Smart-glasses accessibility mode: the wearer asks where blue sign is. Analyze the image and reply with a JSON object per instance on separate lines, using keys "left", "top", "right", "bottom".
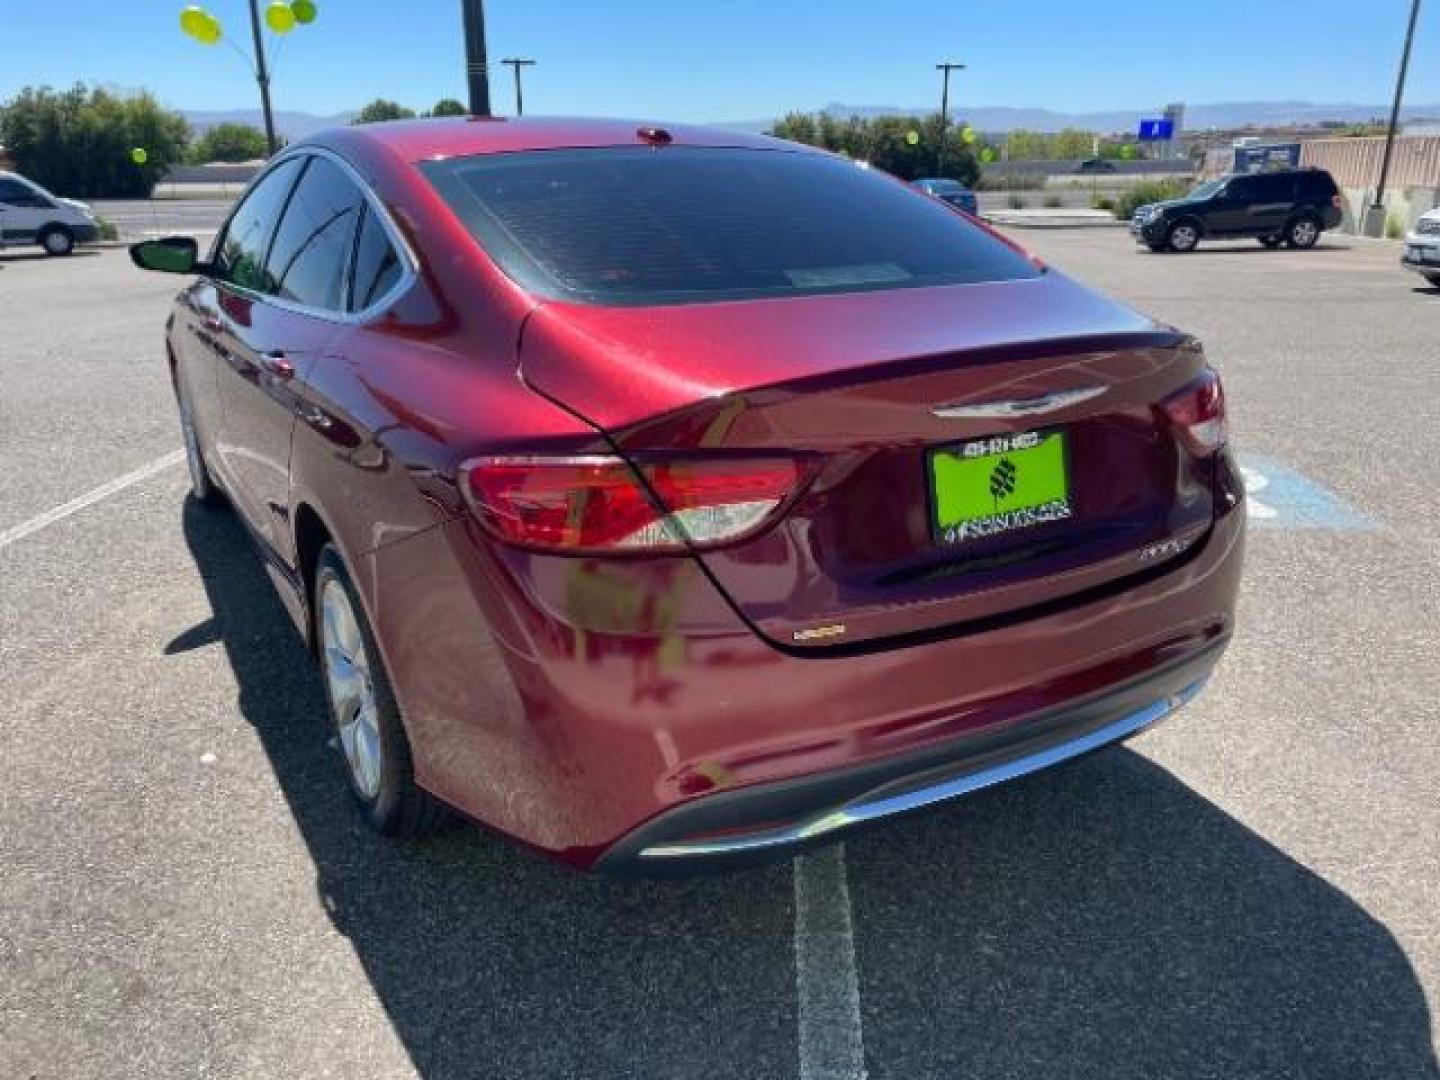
{"left": 1138, "top": 118, "right": 1174, "bottom": 141}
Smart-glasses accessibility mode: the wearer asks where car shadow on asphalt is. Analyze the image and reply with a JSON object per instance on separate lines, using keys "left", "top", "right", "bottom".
{"left": 181, "top": 500, "right": 1438, "bottom": 1080}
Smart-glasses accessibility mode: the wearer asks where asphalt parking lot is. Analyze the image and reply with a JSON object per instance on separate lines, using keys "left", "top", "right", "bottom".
{"left": 2, "top": 231, "right": 1438, "bottom": 1079}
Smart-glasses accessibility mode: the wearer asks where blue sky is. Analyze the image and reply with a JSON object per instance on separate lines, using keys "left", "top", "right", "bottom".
{"left": 2, "top": 0, "right": 1435, "bottom": 121}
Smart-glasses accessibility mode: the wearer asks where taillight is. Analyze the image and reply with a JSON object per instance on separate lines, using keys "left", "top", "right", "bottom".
{"left": 1332, "top": 194, "right": 1344, "bottom": 210}
{"left": 1161, "top": 367, "right": 1227, "bottom": 455}
{"left": 460, "top": 455, "right": 808, "bottom": 554}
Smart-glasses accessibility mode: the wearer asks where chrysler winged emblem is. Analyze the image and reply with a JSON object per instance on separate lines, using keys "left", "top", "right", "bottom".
{"left": 932, "top": 386, "right": 1106, "bottom": 420}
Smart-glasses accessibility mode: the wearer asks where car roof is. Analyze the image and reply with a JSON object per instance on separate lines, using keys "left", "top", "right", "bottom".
{"left": 305, "top": 116, "right": 805, "bottom": 164}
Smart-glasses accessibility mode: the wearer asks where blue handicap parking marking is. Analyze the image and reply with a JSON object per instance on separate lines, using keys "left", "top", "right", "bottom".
{"left": 1238, "top": 455, "right": 1378, "bottom": 531}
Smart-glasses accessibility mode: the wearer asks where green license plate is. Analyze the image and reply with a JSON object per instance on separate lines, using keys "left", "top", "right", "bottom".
{"left": 929, "top": 430, "right": 1073, "bottom": 545}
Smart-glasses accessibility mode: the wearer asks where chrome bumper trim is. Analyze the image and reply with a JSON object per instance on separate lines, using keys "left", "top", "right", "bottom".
{"left": 638, "top": 678, "right": 1207, "bottom": 860}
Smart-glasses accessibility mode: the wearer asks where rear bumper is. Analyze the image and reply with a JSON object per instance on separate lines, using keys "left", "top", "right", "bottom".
{"left": 597, "top": 637, "right": 1223, "bottom": 873}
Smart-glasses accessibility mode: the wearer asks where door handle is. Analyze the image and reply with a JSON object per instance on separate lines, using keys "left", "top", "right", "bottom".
{"left": 259, "top": 351, "right": 295, "bottom": 380}
{"left": 202, "top": 315, "right": 224, "bottom": 333}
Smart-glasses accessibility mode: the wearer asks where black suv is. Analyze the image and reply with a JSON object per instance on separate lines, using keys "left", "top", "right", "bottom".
{"left": 1131, "top": 168, "right": 1344, "bottom": 253}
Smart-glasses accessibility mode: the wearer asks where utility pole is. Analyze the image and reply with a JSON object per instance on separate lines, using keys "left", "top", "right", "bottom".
{"left": 461, "top": 0, "right": 492, "bottom": 117}
{"left": 502, "top": 58, "right": 537, "bottom": 116}
{"left": 1374, "top": 0, "right": 1422, "bottom": 219}
{"left": 246, "top": 0, "right": 278, "bottom": 153}
{"left": 935, "top": 61, "right": 966, "bottom": 176}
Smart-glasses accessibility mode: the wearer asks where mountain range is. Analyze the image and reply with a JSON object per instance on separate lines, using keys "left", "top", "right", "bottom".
{"left": 183, "top": 100, "right": 1440, "bottom": 140}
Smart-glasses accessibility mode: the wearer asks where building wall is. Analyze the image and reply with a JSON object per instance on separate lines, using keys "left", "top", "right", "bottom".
{"left": 1300, "top": 136, "right": 1440, "bottom": 190}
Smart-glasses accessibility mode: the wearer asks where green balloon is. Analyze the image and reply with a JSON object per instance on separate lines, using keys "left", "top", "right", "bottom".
{"left": 961, "top": 125, "right": 977, "bottom": 145}
{"left": 291, "top": 0, "right": 318, "bottom": 24}
{"left": 905, "top": 130, "right": 920, "bottom": 146}
{"left": 130, "top": 147, "right": 148, "bottom": 165}
{"left": 180, "top": 6, "right": 221, "bottom": 45}
{"left": 980, "top": 147, "right": 995, "bottom": 163}
{"left": 265, "top": 0, "right": 296, "bottom": 33}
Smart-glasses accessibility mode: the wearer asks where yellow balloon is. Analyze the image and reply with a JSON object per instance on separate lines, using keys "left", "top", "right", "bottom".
{"left": 905, "top": 130, "right": 920, "bottom": 146}
{"left": 291, "top": 0, "right": 318, "bottom": 24}
{"left": 961, "top": 125, "right": 977, "bottom": 144}
{"left": 265, "top": 1, "right": 296, "bottom": 33}
{"left": 130, "top": 147, "right": 148, "bottom": 165}
{"left": 180, "top": 6, "right": 220, "bottom": 44}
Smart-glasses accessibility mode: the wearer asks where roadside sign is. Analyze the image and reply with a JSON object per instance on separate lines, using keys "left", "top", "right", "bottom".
{"left": 1137, "top": 119, "right": 1174, "bottom": 141}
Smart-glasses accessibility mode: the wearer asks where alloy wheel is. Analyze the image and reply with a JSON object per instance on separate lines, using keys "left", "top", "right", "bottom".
{"left": 321, "top": 578, "right": 383, "bottom": 799}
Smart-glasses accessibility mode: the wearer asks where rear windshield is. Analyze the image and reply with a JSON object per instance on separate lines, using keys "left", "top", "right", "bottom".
{"left": 421, "top": 146, "right": 1040, "bottom": 306}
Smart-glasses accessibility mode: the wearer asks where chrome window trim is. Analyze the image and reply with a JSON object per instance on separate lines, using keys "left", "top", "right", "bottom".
{"left": 209, "top": 145, "right": 419, "bottom": 326}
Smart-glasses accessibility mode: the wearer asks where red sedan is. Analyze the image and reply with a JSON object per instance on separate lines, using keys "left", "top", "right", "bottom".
{"left": 131, "top": 118, "right": 1243, "bottom": 872}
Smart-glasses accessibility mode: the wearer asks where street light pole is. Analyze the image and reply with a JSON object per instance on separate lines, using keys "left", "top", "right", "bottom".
{"left": 245, "top": 0, "right": 278, "bottom": 153}
{"left": 1374, "top": 0, "right": 1422, "bottom": 214}
{"left": 501, "top": 58, "right": 537, "bottom": 116}
{"left": 461, "top": 0, "right": 492, "bottom": 117}
{"left": 936, "top": 61, "right": 966, "bottom": 176}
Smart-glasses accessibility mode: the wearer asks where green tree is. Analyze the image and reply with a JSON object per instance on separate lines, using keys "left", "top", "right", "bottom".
{"left": 763, "top": 110, "right": 978, "bottom": 185}
{"left": 1003, "top": 129, "right": 1049, "bottom": 160}
{"left": 354, "top": 99, "right": 416, "bottom": 124}
{"left": 0, "top": 83, "right": 189, "bottom": 197}
{"left": 189, "top": 122, "right": 270, "bottom": 163}
{"left": 427, "top": 98, "right": 467, "bottom": 117}
{"left": 1049, "top": 127, "right": 1097, "bottom": 160}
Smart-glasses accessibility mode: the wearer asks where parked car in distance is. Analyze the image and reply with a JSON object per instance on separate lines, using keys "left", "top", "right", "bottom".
{"left": 130, "top": 118, "right": 1243, "bottom": 874}
{"left": 913, "top": 176, "right": 978, "bottom": 215}
{"left": 1401, "top": 208, "right": 1440, "bottom": 288}
{"left": 1076, "top": 158, "right": 1117, "bottom": 174}
{"left": 0, "top": 171, "right": 100, "bottom": 255}
{"left": 1131, "top": 168, "right": 1344, "bottom": 253}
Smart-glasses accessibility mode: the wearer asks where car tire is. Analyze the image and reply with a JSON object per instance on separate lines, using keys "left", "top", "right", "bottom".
{"left": 1424, "top": 272, "right": 1440, "bottom": 288}
{"left": 39, "top": 225, "right": 75, "bottom": 256}
{"left": 1146, "top": 242, "right": 1167, "bottom": 253}
{"left": 1165, "top": 220, "right": 1200, "bottom": 253}
{"left": 1285, "top": 215, "right": 1321, "bottom": 250}
{"left": 1259, "top": 236, "right": 1282, "bottom": 248}
{"left": 315, "top": 544, "right": 449, "bottom": 837}
{"left": 176, "top": 374, "right": 224, "bottom": 507}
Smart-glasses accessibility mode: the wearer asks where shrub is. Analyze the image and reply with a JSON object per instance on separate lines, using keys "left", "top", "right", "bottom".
{"left": 1091, "top": 194, "right": 1118, "bottom": 212}
{"left": 0, "top": 83, "right": 189, "bottom": 198}
{"left": 1044, "top": 194, "right": 1063, "bottom": 208}
{"left": 1007, "top": 193, "right": 1026, "bottom": 210}
{"left": 1385, "top": 213, "right": 1405, "bottom": 240}
{"left": 190, "top": 122, "right": 269, "bottom": 164}
{"left": 95, "top": 216, "right": 118, "bottom": 241}
{"left": 1114, "top": 179, "right": 1191, "bottom": 221}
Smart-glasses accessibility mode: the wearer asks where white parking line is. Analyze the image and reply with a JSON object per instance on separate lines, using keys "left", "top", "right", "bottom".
{"left": 794, "top": 843, "right": 867, "bottom": 1080}
{"left": 0, "top": 450, "right": 185, "bottom": 551}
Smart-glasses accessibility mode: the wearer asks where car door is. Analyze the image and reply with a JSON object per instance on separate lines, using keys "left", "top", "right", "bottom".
{"left": 186, "top": 156, "right": 305, "bottom": 528}
{"left": 209, "top": 153, "right": 365, "bottom": 562}
{"left": 1241, "top": 172, "right": 1294, "bottom": 237}
{"left": 1202, "top": 177, "right": 1252, "bottom": 236}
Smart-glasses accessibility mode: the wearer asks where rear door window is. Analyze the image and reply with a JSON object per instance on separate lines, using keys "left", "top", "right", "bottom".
{"left": 213, "top": 156, "right": 305, "bottom": 293}
{"left": 264, "top": 156, "right": 365, "bottom": 311}
{"left": 347, "top": 205, "right": 405, "bottom": 312}
{"left": 422, "top": 146, "right": 1040, "bottom": 306}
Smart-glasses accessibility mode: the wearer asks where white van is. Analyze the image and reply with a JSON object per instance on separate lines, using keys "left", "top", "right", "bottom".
{"left": 0, "top": 171, "right": 100, "bottom": 255}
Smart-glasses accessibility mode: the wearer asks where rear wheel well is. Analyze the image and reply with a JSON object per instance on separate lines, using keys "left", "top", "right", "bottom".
{"left": 293, "top": 504, "right": 333, "bottom": 654}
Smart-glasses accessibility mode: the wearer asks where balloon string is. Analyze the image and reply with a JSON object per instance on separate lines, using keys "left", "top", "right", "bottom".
{"left": 221, "top": 33, "right": 257, "bottom": 78}
{"left": 269, "top": 32, "right": 287, "bottom": 79}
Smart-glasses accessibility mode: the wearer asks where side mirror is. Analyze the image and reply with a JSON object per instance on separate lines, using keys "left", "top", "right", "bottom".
{"left": 129, "top": 236, "right": 207, "bottom": 275}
